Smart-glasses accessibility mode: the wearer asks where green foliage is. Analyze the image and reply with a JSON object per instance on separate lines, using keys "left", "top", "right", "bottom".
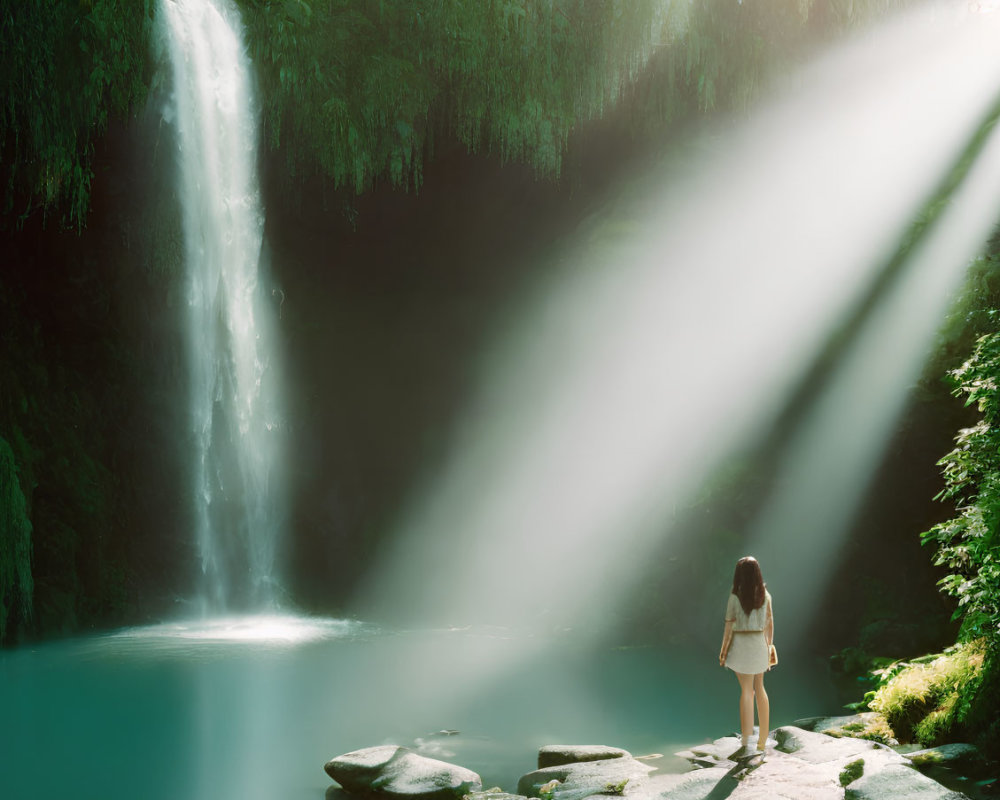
{"left": 0, "top": 0, "right": 152, "bottom": 229}
{"left": 919, "top": 236, "right": 1000, "bottom": 756}
{"left": 0, "top": 437, "right": 33, "bottom": 642}
{"left": 863, "top": 640, "right": 987, "bottom": 746}
{"left": 602, "top": 780, "right": 629, "bottom": 796}
{"left": 932, "top": 253, "right": 1000, "bottom": 369}
{"left": 239, "top": 0, "right": 918, "bottom": 196}
{"left": 2, "top": 0, "right": 922, "bottom": 224}
{"left": 923, "top": 329, "right": 1000, "bottom": 646}
{"left": 240, "top": 0, "right": 668, "bottom": 192}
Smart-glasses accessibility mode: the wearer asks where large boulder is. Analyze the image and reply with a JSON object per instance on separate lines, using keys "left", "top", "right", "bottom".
{"left": 324, "top": 745, "right": 482, "bottom": 800}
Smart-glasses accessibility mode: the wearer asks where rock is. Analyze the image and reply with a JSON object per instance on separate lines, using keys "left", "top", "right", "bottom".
{"left": 904, "top": 744, "right": 984, "bottom": 770}
{"left": 328, "top": 731, "right": 977, "bottom": 800}
{"left": 728, "top": 756, "right": 847, "bottom": 800}
{"left": 674, "top": 735, "right": 744, "bottom": 765}
{"left": 844, "top": 764, "right": 970, "bottom": 800}
{"left": 793, "top": 713, "right": 868, "bottom": 732}
{"left": 465, "top": 789, "right": 528, "bottom": 800}
{"left": 326, "top": 745, "right": 405, "bottom": 789}
{"left": 670, "top": 728, "right": 958, "bottom": 800}
{"left": 517, "top": 748, "right": 654, "bottom": 800}
{"left": 792, "top": 712, "right": 898, "bottom": 746}
{"left": 774, "top": 725, "right": 903, "bottom": 766}
{"left": 324, "top": 745, "right": 482, "bottom": 800}
{"left": 537, "top": 746, "right": 630, "bottom": 769}
{"left": 634, "top": 767, "right": 735, "bottom": 800}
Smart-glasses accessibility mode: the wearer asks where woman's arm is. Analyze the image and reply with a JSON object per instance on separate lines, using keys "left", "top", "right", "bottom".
{"left": 719, "top": 618, "right": 734, "bottom": 666}
{"left": 765, "top": 596, "right": 774, "bottom": 647}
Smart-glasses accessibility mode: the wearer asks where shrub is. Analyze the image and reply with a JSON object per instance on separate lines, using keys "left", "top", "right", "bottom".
{"left": 867, "top": 640, "right": 987, "bottom": 746}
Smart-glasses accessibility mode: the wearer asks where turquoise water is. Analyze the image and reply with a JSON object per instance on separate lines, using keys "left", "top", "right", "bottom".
{"left": 1, "top": 617, "right": 839, "bottom": 800}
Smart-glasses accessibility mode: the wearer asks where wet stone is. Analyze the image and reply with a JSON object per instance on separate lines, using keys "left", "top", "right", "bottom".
{"left": 325, "top": 745, "right": 482, "bottom": 800}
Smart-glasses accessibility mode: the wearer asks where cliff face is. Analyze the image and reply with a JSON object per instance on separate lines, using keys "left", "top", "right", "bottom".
{"left": 0, "top": 123, "right": 191, "bottom": 643}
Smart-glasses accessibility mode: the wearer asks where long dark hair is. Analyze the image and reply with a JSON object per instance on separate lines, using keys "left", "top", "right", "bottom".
{"left": 732, "top": 556, "right": 766, "bottom": 615}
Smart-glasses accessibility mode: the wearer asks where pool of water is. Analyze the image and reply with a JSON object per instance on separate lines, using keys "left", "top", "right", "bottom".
{"left": 0, "top": 616, "right": 842, "bottom": 800}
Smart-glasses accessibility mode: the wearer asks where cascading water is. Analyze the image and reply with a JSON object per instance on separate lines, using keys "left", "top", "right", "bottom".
{"left": 159, "top": 0, "right": 285, "bottom": 613}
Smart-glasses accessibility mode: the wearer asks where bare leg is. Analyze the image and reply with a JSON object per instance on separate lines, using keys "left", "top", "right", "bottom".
{"left": 735, "top": 672, "right": 755, "bottom": 745}
{"left": 753, "top": 672, "right": 769, "bottom": 750}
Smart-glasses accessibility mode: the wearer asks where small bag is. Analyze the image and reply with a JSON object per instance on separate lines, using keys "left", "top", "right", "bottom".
{"left": 768, "top": 644, "right": 778, "bottom": 667}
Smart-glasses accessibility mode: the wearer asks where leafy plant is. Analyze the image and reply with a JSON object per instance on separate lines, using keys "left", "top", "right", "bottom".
{"left": 923, "top": 331, "right": 1000, "bottom": 647}
{"left": 864, "top": 640, "right": 987, "bottom": 746}
{"left": 0, "top": 0, "right": 153, "bottom": 229}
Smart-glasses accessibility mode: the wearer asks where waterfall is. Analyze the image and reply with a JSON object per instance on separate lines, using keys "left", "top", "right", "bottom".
{"left": 160, "top": 0, "right": 285, "bottom": 613}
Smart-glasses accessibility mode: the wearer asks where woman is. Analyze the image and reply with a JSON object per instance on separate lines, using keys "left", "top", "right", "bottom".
{"left": 718, "top": 556, "right": 774, "bottom": 755}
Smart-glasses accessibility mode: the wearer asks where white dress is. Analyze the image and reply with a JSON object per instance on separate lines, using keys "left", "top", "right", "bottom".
{"left": 724, "top": 591, "right": 771, "bottom": 674}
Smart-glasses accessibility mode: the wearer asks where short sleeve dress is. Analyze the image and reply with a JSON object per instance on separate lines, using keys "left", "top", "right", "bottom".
{"left": 724, "top": 590, "right": 771, "bottom": 675}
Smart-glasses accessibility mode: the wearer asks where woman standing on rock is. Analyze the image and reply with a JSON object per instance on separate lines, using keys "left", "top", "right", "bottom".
{"left": 718, "top": 556, "right": 775, "bottom": 755}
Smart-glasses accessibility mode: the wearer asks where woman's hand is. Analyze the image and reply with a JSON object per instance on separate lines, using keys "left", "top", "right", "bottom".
{"left": 720, "top": 619, "right": 734, "bottom": 667}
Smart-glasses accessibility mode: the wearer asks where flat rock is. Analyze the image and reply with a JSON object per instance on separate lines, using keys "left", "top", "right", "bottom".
{"left": 774, "top": 726, "right": 902, "bottom": 766}
{"left": 466, "top": 790, "right": 528, "bottom": 800}
{"left": 669, "top": 728, "right": 961, "bottom": 800}
{"left": 793, "top": 713, "right": 880, "bottom": 734}
{"left": 904, "top": 743, "right": 983, "bottom": 769}
{"left": 518, "top": 751, "right": 654, "bottom": 800}
{"left": 793, "top": 713, "right": 867, "bottom": 732}
{"left": 538, "top": 746, "right": 630, "bottom": 769}
{"left": 844, "top": 764, "right": 970, "bottom": 800}
{"left": 628, "top": 767, "right": 735, "bottom": 800}
{"left": 325, "top": 745, "right": 482, "bottom": 800}
{"left": 728, "top": 755, "right": 846, "bottom": 800}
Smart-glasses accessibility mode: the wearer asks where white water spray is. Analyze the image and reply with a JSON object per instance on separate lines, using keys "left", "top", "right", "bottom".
{"left": 160, "top": 0, "right": 285, "bottom": 612}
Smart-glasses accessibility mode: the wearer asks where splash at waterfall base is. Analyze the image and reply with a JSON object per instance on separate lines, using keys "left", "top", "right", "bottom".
{"left": 323, "top": 727, "right": 988, "bottom": 800}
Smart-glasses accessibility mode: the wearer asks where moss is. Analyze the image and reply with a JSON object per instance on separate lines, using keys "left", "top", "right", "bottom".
{"left": 853, "top": 716, "right": 896, "bottom": 746}
{"left": 818, "top": 713, "right": 896, "bottom": 746}
{"left": 839, "top": 759, "right": 865, "bottom": 787}
{"left": 868, "top": 640, "right": 987, "bottom": 746}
